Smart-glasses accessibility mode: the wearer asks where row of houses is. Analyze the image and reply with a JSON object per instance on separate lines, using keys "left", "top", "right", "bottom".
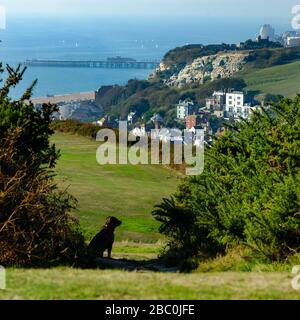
{"left": 130, "top": 124, "right": 205, "bottom": 146}
{"left": 177, "top": 90, "right": 262, "bottom": 123}
{"left": 177, "top": 100, "right": 212, "bottom": 138}
{"left": 96, "top": 89, "right": 263, "bottom": 145}
{"left": 207, "top": 90, "right": 262, "bottom": 120}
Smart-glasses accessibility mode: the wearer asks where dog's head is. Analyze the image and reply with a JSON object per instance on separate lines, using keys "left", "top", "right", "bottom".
{"left": 105, "top": 216, "right": 122, "bottom": 229}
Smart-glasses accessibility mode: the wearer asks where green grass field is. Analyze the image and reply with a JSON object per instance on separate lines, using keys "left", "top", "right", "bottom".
{"left": 1, "top": 269, "right": 298, "bottom": 300}
{"left": 1, "top": 133, "right": 299, "bottom": 300}
{"left": 243, "top": 61, "right": 300, "bottom": 98}
{"left": 52, "top": 132, "right": 181, "bottom": 243}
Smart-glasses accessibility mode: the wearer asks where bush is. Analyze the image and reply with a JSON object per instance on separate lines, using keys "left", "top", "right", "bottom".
{"left": 0, "top": 64, "right": 85, "bottom": 267}
{"left": 51, "top": 119, "right": 102, "bottom": 139}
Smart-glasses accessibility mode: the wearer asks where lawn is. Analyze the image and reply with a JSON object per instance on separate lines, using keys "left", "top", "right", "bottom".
{"left": 1, "top": 269, "right": 298, "bottom": 300}
{"left": 243, "top": 60, "right": 300, "bottom": 98}
{"left": 52, "top": 132, "right": 181, "bottom": 243}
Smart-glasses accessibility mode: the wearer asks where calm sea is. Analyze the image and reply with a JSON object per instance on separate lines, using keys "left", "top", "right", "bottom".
{"left": 0, "top": 15, "right": 288, "bottom": 98}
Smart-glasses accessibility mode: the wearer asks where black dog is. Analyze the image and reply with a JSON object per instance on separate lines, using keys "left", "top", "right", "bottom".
{"left": 88, "top": 216, "right": 122, "bottom": 258}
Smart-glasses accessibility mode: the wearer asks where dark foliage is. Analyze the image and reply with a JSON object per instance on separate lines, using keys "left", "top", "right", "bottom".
{"left": 238, "top": 38, "right": 282, "bottom": 50}
{"left": 51, "top": 119, "right": 106, "bottom": 139}
{"left": 0, "top": 64, "right": 86, "bottom": 267}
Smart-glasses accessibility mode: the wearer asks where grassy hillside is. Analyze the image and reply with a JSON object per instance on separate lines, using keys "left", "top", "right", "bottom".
{"left": 52, "top": 132, "right": 181, "bottom": 243}
{"left": 243, "top": 60, "right": 300, "bottom": 98}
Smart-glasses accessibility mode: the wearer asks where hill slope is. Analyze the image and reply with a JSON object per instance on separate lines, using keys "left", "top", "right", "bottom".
{"left": 52, "top": 133, "right": 180, "bottom": 243}
{"left": 243, "top": 60, "right": 300, "bottom": 98}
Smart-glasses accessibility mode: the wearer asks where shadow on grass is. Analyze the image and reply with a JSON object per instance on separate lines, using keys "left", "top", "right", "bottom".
{"left": 93, "top": 257, "right": 180, "bottom": 273}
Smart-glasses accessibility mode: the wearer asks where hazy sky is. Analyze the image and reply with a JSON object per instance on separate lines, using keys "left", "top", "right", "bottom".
{"left": 0, "top": 0, "right": 298, "bottom": 18}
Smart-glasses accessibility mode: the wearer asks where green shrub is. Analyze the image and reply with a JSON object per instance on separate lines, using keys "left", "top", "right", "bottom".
{"left": 51, "top": 119, "right": 102, "bottom": 139}
{"left": 0, "top": 64, "right": 85, "bottom": 267}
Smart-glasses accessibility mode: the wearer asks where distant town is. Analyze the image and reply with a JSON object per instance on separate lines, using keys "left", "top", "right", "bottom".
{"left": 32, "top": 87, "right": 268, "bottom": 146}
{"left": 31, "top": 23, "right": 298, "bottom": 145}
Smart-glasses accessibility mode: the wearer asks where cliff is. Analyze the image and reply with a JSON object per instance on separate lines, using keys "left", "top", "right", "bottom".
{"left": 151, "top": 41, "right": 300, "bottom": 89}
{"left": 165, "top": 51, "right": 250, "bottom": 88}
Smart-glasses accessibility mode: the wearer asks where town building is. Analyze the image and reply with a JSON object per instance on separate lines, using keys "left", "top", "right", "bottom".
{"left": 224, "top": 91, "right": 262, "bottom": 120}
{"left": 176, "top": 99, "right": 194, "bottom": 120}
{"left": 286, "top": 36, "right": 300, "bottom": 47}
{"left": 187, "top": 122, "right": 211, "bottom": 145}
{"left": 225, "top": 91, "right": 244, "bottom": 110}
{"left": 130, "top": 121, "right": 160, "bottom": 138}
{"left": 277, "top": 30, "right": 300, "bottom": 47}
{"left": 258, "top": 24, "right": 275, "bottom": 41}
{"left": 205, "top": 91, "right": 226, "bottom": 111}
{"left": 226, "top": 104, "right": 261, "bottom": 120}
{"left": 127, "top": 111, "right": 137, "bottom": 125}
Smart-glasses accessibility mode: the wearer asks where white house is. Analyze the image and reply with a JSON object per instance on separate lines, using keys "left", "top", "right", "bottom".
{"left": 177, "top": 99, "right": 194, "bottom": 120}
{"left": 225, "top": 91, "right": 244, "bottom": 112}
{"left": 225, "top": 91, "right": 263, "bottom": 120}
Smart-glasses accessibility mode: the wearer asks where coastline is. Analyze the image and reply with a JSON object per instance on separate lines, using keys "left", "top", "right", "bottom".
{"left": 31, "top": 91, "right": 96, "bottom": 105}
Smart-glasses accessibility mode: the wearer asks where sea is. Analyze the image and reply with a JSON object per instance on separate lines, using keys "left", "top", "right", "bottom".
{"left": 0, "top": 15, "right": 289, "bottom": 99}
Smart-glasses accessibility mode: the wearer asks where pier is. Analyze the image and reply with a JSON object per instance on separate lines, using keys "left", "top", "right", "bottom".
{"left": 24, "top": 58, "right": 159, "bottom": 70}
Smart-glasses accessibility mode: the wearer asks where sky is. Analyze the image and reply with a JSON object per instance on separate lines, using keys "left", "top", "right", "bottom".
{"left": 0, "top": 0, "right": 298, "bottom": 19}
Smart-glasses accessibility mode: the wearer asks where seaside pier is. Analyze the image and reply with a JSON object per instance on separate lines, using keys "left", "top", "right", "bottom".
{"left": 24, "top": 57, "right": 159, "bottom": 70}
